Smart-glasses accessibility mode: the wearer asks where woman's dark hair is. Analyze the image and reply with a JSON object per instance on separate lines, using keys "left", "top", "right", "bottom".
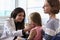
{"left": 47, "top": 0, "right": 60, "bottom": 14}
{"left": 10, "top": 7, "right": 25, "bottom": 29}
{"left": 10, "top": 7, "right": 25, "bottom": 19}
{"left": 30, "top": 12, "right": 42, "bottom": 26}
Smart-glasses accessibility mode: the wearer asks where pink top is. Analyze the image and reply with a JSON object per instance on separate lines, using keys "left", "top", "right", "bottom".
{"left": 30, "top": 26, "right": 42, "bottom": 40}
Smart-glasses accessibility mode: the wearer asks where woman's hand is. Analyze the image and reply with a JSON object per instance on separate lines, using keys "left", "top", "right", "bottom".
{"left": 24, "top": 23, "right": 35, "bottom": 32}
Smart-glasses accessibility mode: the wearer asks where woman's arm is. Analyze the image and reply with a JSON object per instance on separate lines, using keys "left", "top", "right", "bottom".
{"left": 0, "top": 18, "right": 24, "bottom": 40}
{"left": 0, "top": 18, "right": 35, "bottom": 39}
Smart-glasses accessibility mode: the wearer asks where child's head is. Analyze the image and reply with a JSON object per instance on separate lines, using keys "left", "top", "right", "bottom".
{"left": 29, "top": 12, "right": 42, "bottom": 26}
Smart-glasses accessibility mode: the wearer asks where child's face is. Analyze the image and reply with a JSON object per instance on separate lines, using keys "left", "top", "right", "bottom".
{"left": 29, "top": 19, "right": 35, "bottom": 28}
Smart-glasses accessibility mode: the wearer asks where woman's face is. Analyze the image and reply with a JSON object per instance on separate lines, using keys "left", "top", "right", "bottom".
{"left": 15, "top": 12, "right": 24, "bottom": 22}
{"left": 43, "top": 0, "right": 51, "bottom": 14}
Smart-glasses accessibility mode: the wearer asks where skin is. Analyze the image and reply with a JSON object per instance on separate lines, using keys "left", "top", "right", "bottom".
{"left": 43, "top": 0, "right": 56, "bottom": 19}
{"left": 14, "top": 12, "right": 24, "bottom": 22}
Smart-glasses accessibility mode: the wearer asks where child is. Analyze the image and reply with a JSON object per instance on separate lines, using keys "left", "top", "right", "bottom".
{"left": 27, "top": 12, "right": 42, "bottom": 40}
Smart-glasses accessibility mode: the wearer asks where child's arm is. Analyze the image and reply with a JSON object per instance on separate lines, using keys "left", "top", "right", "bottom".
{"left": 28, "top": 29, "right": 36, "bottom": 40}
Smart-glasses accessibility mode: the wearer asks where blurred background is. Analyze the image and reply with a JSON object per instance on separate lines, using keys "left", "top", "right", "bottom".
{"left": 0, "top": 0, "right": 60, "bottom": 37}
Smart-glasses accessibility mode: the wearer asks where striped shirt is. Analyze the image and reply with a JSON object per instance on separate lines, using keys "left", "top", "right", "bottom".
{"left": 43, "top": 18, "right": 60, "bottom": 40}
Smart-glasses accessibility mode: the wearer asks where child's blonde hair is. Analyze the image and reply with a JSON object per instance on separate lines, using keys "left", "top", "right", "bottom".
{"left": 30, "top": 12, "right": 42, "bottom": 26}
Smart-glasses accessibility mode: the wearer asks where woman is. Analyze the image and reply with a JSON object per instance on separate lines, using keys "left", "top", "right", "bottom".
{"left": 43, "top": 0, "right": 60, "bottom": 40}
{"left": 0, "top": 7, "right": 29, "bottom": 40}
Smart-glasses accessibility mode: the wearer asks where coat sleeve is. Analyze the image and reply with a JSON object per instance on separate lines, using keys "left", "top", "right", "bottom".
{"left": 0, "top": 20, "right": 12, "bottom": 39}
{"left": 0, "top": 18, "right": 23, "bottom": 40}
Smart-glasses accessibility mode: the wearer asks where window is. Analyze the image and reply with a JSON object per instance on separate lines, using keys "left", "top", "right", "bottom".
{"left": 0, "top": 0, "right": 15, "bottom": 25}
{"left": 0, "top": 0, "right": 15, "bottom": 17}
{"left": 18, "top": 0, "right": 48, "bottom": 24}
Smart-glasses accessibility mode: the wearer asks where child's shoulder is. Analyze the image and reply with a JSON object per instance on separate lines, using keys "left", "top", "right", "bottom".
{"left": 31, "top": 26, "right": 42, "bottom": 31}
